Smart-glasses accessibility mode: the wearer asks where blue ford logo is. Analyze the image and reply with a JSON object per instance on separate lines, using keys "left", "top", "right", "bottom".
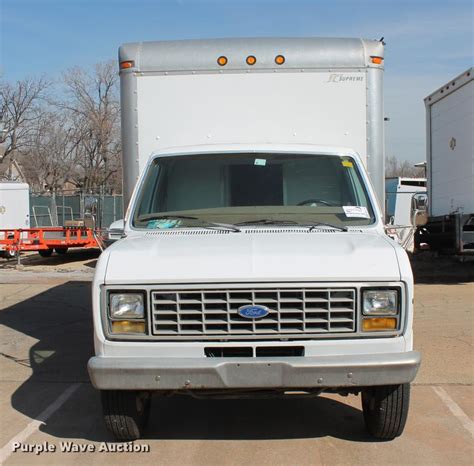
{"left": 238, "top": 305, "right": 269, "bottom": 319}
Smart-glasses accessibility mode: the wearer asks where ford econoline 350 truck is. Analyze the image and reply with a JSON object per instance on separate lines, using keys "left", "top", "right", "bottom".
{"left": 88, "top": 38, "right": 421, "bottom": 441}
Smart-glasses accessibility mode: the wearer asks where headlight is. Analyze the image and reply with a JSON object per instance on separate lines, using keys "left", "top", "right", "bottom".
{"left": 109, "top": 293, "right": 145, "bottom": 319}
{"left": 362, "top": 289, "right": 398, "bottom": 316}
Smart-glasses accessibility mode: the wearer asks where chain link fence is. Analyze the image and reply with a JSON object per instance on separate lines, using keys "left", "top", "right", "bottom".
{"left": 30, "top": 191, "right": 123, "bottom": 229}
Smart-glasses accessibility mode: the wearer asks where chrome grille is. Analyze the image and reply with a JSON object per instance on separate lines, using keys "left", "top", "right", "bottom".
{"left": 150, "top": 287, "right": 356, "bottom": 339}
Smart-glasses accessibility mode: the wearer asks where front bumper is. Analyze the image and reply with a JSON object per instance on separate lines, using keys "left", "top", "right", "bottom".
{"left": 88, "top": 351, "right": 421, "bottom": 390}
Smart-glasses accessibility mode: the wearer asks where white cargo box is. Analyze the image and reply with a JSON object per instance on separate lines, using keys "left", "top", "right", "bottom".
{"left": 0, "top": 182, "right": 30, "bottom": 230}
{"left": 119, "top": 38, "right": 385, "bottom": 209}
{"left": 425, "top": 69, "right": 473, "bottom": 217}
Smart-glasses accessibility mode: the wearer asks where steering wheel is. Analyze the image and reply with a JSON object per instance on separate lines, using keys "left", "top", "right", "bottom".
{"left": 297, "top": 198, "right": 334, "bottom": 206}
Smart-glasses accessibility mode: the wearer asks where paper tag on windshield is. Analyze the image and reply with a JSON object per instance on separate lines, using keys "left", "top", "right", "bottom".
{"left": 254, "top": 158, "right": 267, "bottom": 166}
{"left": 343, "top": 206, "right": 370, "bottom": 218}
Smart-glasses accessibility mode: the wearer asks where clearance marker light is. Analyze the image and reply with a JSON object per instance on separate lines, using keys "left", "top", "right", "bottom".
{"left": 275, "top": 55, "right": 285, "bottom": 65}
{"left": 217, "top": 56, "right": 228, "bottom": 66}
{"left": 371, "top": 56, "right": 383, "bottom": 65}
{"left": 120, "top": 60, "right": 134, "bottom": 69}
{"left": 246, "top": 55, "right": 257, "bottom": 65}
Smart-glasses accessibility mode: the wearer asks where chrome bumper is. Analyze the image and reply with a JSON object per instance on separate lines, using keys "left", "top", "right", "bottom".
{"left": 88, "top": 351, "right": 421, "bottom": 390}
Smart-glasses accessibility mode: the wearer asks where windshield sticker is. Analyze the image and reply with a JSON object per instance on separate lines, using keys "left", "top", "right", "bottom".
{"left": 254, "top": 158, "right": 267, "bottom": 167}
{"left": 147, "top": 219, "right": 182, "bottom": 229}
{"left": 343, "top": 206, "right": 370, "bottom": 218}
{"left": 342, "top": 160, "right": 353, "bottom": 168}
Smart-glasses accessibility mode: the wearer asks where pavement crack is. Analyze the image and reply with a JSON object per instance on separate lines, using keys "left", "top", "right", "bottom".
{"left": 0, "top": 352, "right": 32, "bottom": 368}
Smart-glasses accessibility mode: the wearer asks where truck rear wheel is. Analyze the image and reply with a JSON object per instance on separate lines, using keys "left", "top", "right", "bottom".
{"left": 362, "top": 383, "right": 410, "bottom": 440}
{"left": 101, "top": 390, "right": 151, "bottom": 441}
{"left": 54, "top": 247, "right": 68, "bottom": 254}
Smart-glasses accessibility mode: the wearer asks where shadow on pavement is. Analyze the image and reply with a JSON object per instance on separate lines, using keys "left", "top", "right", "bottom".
{"left": 2, "top": 281, "right": 375, "bottom": 443}
{"left": 411, "top": 254, "right": 474, "bottom": 284}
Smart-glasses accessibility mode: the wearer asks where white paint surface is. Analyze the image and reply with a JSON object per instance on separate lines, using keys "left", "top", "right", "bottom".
{"left": 0, "top": 383, "right": 81, "bottom": 463}
{"left": 432, "top": 386, "right": 474, "bottom": 436}
{"left": 0, "top": 182, "right": 30, "bottom": 229}
{"left": 136, "top": 71, "right": 368, "bottom": 175}
{"left": 429, "top": 79, "right": 474, "bottom": 216}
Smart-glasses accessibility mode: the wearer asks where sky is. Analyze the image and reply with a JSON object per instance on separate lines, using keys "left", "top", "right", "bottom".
{"left": 1, "top": 0, "right": 473, "bottom": 164}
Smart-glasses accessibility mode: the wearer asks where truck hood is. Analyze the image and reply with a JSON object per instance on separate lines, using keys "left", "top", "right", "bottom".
{"left": 103, "top": 230, "right": 401, "bottom": 284}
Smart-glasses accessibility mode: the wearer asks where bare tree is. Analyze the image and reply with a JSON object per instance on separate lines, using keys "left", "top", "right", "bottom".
{"left": 21, "top": 111, "right": 83, "bottom": 193}
{"left": 59, "top": 61, "right": 121, "bottom": 193}
{"left": 385, "top": 155, "right": 425, "bottom": 178}
{"left": 0, "top": 77, "right": 50, "bottom": 163}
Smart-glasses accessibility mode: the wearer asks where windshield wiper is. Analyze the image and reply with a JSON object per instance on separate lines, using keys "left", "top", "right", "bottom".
{"left": 234, "top": 219, "right": 347, "bottom": 231}
{"left": 305, "top": 222, "right": 348, "bottom": 232}
{"left": 139, "top": 214, "right": 241, "bottom": 232}
{"left": 235, "top": 219, "right": 299, "bottom": 226}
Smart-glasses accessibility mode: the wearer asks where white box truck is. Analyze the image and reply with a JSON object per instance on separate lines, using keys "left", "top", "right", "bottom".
{"left": 88, "top": 38, "right": 420, "bottom": 441}
{"left": 0, "top": 182, "right": 30, "bottom": 258}
{"left": 424, "top": 68, "right": 474, "bottom": 253}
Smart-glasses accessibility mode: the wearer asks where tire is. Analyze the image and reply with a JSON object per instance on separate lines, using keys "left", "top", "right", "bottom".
{"left": 2, "top": 249, "right": 17, "bottom": 259}
{"left": 54, "top": 247, "right": 68, "bottom": 254}
{"left": 38, "top": 249, "right": 53, "bottom": 258}
{"left": 362, "top": 383, "right": 410, "bottom": 440}
{"left": 101, "top": 390, "right": 151, "bottom": 441}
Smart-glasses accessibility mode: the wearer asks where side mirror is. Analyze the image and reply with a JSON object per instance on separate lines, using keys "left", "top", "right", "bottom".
{"left": 105, "top": 219, "right": 126, "bottom": 245}
{"left": 412, "top": 193, "right": 428, "bottom": 226}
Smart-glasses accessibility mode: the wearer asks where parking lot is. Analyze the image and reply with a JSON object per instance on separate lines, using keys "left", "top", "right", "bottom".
{"left": 0, "top": 252, "right": 473, "bottom": 465}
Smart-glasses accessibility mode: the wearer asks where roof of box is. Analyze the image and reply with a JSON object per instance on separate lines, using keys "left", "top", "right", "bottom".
{"left": 119, "top": 37, "right": 384, "bottom": 73}
{"left": 425, "top": 67, "right": 473, "bottom": 106}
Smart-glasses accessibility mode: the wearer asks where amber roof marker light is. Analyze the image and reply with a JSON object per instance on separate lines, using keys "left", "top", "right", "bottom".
{"left": 371, "top": 56, "right": 383, "bottom": 65}
{"left": 120, "top": 60, "right": 135, "bottom": 70}
{"left": 275, "top": 55, "right": 285, "bottom": 65}
{"left": 246, "top": 55, "right": 257, "bottom": 65}
{"left": 217, "top": 56, "right": 228, "bottom": 66}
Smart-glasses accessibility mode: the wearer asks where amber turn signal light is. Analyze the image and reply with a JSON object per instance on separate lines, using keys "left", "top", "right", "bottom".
{"left": 371, "top": 56, "right": 383, "bottom": 65}
{"left": 111, "top": 320, "right": 146, "bottom": 334}
{"left": 120, "top": 60, "right": 135, "bottom": 69}
{"left": 217, "top": 56, "right": 228, "bottom": 66}
{"left": 362, "top": 317, "right": 397, "bottom": 331}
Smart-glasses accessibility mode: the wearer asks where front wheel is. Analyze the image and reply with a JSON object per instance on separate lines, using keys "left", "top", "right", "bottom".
{"left": 362, "top": 383, "right": 410, "bottom": 440}
{"left": 101, "top": 390, "right": 151, "bottom": 441}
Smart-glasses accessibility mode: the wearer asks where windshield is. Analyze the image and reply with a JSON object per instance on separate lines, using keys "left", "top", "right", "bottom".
{"left": 132, "top": 152, "right": 376, "bottom": 229}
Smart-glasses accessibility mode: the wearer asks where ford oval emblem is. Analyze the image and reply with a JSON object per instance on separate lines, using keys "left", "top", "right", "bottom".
{"left": 238, "top": 305, "right": 269, "bottom": 319}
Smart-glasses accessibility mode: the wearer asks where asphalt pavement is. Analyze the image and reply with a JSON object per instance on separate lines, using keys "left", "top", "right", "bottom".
{"left": 0, "top": 259, "right": 472, "bottom": 465}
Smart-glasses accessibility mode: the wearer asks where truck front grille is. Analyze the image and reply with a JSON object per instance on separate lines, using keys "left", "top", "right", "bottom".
{"left": 150, "top": 287, "right": 356, "bottom": 340}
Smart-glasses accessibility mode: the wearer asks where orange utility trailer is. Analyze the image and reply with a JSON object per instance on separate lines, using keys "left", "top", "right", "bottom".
{"left": 0, "top": 227, "right": 101, "bottom": 258}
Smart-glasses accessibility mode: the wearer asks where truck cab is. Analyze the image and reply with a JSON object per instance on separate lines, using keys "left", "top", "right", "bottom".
{"left": 88, "top": 38, "right": 420, "bottom": 441}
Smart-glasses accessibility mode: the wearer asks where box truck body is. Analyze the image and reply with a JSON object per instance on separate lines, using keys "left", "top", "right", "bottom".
{"left": 120, "top": 38, "right": 385, "bottom": 211}
{"left": 0, "top": 182, "right": 30, "bottom": 257}
{"left": 424, "top": 69, "right": 473, "bottom": 253}
{"left": 88, "top": 38, "right": 419, "bottom": 441}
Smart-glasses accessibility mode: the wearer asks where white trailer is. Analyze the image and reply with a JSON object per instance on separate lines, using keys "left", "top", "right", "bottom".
{"left": 88, "top": 38, "right": 420, "bottom": 442}
{"left": 424, "top": 68, "right": 474, "bottom": 253}
{"left": 385, "top": 177, "right": 427, "bottom": 251}
{"left": 0, "top": 182, "right": 30, "bottom": 257}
